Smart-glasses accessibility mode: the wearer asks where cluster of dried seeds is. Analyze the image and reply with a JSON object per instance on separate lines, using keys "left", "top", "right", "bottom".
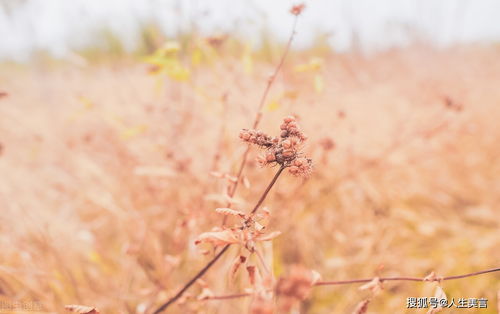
{"left": 239, "top": 116, "right": 312, "bottom": 177}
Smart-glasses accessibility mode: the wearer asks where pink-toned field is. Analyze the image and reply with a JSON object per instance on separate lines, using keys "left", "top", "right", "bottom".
{"left": 0, "top": 43, "right": 499, "bottom": 313}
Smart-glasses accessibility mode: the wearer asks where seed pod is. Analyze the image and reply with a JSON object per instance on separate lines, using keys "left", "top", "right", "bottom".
{"left": 282, "top": 139, "right": 292, "bottom": 149}
{"left": 282, "top": 149, "right": 294, "bottom": 158}
{"left": 266, "top": 152, "right": 276, "bottom": 162}
{"left": 240, "top": 131, "right": 250, "bottom": 140}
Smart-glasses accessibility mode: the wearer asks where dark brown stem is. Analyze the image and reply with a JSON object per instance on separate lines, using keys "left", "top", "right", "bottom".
{"left": 153, "top": 167, "right": 286, "bottom": 313}
{"left": 250, "top": 165, "right": 285, "bottom": 216}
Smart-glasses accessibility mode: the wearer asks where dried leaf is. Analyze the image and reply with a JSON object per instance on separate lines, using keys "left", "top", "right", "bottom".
{"left": 261, "top": 207, "right": 271, "bottom": 217}
{"left": 247, "top": 265, "right": 256, "bottom": 285}
{"left": 352, "top": 299, "right": 370, "bottom": 314}
{"left": 310, "top": 270, "right": 322, "bottom": 285}
{"left": 427, "top": 285, "right": 447, "bottom": 314}
{"left": 231, "top": 255, "right": 247, "bottom": 278}
{"left": 359, "top": 277, "right": 383, "bottom": 295}
{"left": 434, "top": 285, "right": 447, "bottom": 300}
{"left": 215, "top": 207, "right": 245, "bottom": 218}
{"left": 255, "top": 231, "right": 281, "bottom": 242}
{"left": 196, "top": 278, "right": 208, "bottom": 288}
{"left": 197, "top": 287, "right": 214, "bottom": 300}
{"left": 246, "top": 265, "right": 264, "bottom": 290}
{"left": 254, "top": 221, "right": 265, "bottom": 232}
{"left": 423, "top": 271, "right": 442, "bottom": 282}
{"left": 65, "top": 305, "right": 100, "bottom": 314}
{"left": 194, "top": 229, "right": 240, "bottom": 247}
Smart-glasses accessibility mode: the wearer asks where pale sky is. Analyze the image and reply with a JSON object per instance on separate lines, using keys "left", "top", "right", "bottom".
{"left": 1, "top": 0, "right": 500, "bottom": 61}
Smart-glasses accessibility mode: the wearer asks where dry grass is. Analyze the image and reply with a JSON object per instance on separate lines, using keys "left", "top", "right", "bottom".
{"left": 0, "top": 44, "right": 499, "bottom": 313}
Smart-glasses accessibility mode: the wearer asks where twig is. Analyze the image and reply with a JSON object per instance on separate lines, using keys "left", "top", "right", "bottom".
{"left": 152, "top": 244, "right": 230, "bottom": 314}
{"left": 190, "top": 267, "right": 500, "bottom": 302}
{"left": 203, "top": 293, "right": 252, "bottom": 301}
{"left": 314, "top": 267, "right": 500, "bottom": 286}
{"left": 153, "top": 167, "right": 286, "bottom": 313}
{"left": 249, "top": 165, "right": 285, "bottom": 216}
{"left": 252, "top": 14, "right": 298, "bottom": 129}
{"left": 222, "top": 14, "right": 299, "bottom": 226}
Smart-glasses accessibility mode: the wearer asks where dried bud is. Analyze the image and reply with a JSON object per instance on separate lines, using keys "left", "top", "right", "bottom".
{"left": 282, "top": 149, "right": 294, "bottom": 158}
{"left": 257, "top": 155, "right": 267, "bottom": 167}
{"left": 293, "top": 158, "right": 303, "bottom": 167}
{"left": 239, "top": 116, "right": 313, "bottom": 173}
{"left": 266, "top": 152, "right": 276, "bottom": 162}
{"left": 282, "top": 139, "right": 292, "bottom": 149}
{"left": 290, "top": 4, "right": 305, "bottom": 16}
{"left": 240, "top": 130, "right": 251, "bottom": 140}
{"left": 289, "top": 158, "right": 313, "bottom": 177}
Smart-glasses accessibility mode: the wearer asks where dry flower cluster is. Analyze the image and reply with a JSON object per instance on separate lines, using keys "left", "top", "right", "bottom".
{"left": 240, "top": 116, "right": 312, "bottom": 177}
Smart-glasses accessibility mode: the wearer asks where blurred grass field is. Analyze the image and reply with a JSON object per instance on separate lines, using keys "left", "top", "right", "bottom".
{"left": 0, "top": 42, "right": 499, "bottom": 313}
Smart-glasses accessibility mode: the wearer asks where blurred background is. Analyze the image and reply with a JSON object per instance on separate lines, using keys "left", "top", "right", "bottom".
{"left": 1, "top": 0, "right": 500, "bottom": 61}
{"left": 0, "top": 1, "right": 499, "bottom": 314}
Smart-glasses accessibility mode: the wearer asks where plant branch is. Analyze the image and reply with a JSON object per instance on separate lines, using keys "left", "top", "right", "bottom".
{"left": 252, "top": 14, "right": 298, "bottom": 129}
{"left": 189, "top": 267, "right": 500, "bottom": 302}
{"left": 249, "top": 165, "right": 285, "bottom": 216}
{"left": 152, "top": 244, "right": 230, "bottom": 314}
{"left": 203, "top": 292, "right": 252, "bottom": 301}
{"left": 222, "top": 14, "right": 299, "bottom": 226}
{"left": 314, "top": 267, "right": 500, "bottom": 286}
{"left": 153, "top": 166, "right": 286, "bottom": 313}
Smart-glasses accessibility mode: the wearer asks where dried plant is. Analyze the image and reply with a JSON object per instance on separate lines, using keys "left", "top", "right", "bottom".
{"left": 153, "top": 116, "right": 312, "bottom": 313}
{"left": 240, "top": 116, "right": 312, "bottom": 177}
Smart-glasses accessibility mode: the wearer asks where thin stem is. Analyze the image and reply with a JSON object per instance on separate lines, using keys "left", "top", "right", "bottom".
{"left": 204, "top": 293, "right": 252, "bottom": 301}
{"left": 222, "top": 15, "right": 298, "bottom": 226}
{"left": 315, "top": 267, "right": 500, "bottom": 286}
{"left": 250, "top": 165, "right": 285, "bottom": 216}
{"left": 252, "top": 15, "right": 298, "bottom": 129}
{"left": 152, "top": 244, "right": 230, "bottom": 314}
{"left": 186, "top": 267, "right": 500, "bottom": 302}
{"left": 153, "top": 166, "right": 286, "bottom": 313}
